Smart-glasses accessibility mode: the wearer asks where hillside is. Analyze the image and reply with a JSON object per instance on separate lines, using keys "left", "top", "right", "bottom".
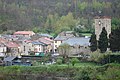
{"left": 0, "top": 0, "right": 120, "bottom": 34}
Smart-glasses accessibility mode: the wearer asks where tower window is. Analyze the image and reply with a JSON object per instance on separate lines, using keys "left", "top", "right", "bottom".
{"left": 99, "top": 20, "right": 101, "bottom": 25}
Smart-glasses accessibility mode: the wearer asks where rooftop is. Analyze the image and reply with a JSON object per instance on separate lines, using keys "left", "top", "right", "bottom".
{"left": 39, "top": 33, "right": 53, "bottom": 38}
{"left": 5, "top": 42, "right": 20, "bottom": 48}
{"left": 95, "top": 16, "right": 111, "bottom": 19}
{"left": 32, "top": 41, "right": 47, "bottom": 46}
{"left": 62, "top": 37, "right": 90, "bottom": 46}
{"left": 14, "top": 31, "right": 35, "bottom": 35}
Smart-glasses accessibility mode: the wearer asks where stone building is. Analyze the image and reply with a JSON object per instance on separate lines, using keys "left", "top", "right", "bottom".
{"left": 95, "top": 16, "right": 111, "bottom": 40}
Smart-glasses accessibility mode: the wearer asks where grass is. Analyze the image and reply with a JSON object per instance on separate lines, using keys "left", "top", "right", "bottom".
{"left": 52, "top": 62, "right": 99, "bottom": 68}
{"left": 80, "top": 33, "right": 92, "bottom": 37}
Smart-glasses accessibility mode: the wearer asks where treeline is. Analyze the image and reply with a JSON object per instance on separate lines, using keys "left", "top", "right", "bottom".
{"left": 0, "top": 0, "right": 120, "bottom": 34}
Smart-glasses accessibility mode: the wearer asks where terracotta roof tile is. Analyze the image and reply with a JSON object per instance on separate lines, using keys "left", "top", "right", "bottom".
{"left": 6, "top": 42, "right": 20, "bottom": 48}
{"left": 14, "top": 31, "right": 35, "bottom": 35}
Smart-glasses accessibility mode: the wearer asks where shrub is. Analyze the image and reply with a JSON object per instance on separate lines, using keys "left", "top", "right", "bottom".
{"left": 56, "top": 59, "right": 62, "bottom": 65}
{"left": 70, "top": 58, "right": 79, "bottom": 66}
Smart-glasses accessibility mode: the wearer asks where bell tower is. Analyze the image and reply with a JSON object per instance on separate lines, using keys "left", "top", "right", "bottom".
{"left": 95, "top": 16, "right": 111, "bottom": 40}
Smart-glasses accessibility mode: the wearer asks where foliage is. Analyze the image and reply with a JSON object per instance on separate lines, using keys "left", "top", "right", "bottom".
{"left": 58, "top": 43, "right": 70, "bottom": 58}
{"left": 89, "top": 51, "right": 120, "bottom": 64}
{"left": 0, "top": 0, "right": 119, "bottom": 34}
{"left": 32, "top": 27, "right": 40, "bottom": 33}
{"left": 0, "top": 63, "right": 120, "bottom": 80}
{"left": 98, "top": 64, "right": 120, "bottom": 80}
{"left": 89, "top": 51, "right": 104, "bottom": 63}
{"left": 89, "top": 33, "right": 97, "bottom": 52}
{"left": 70, "top": 58, "right": 79, "bottom": 66}
{"left": 98, "top": 27, "right": 108, "bottom": 53}
{"left": 109, "top": 27, "right": 120, "bottom": 52}
{"left": 111, "top": 18, "right": 120, "bottom": 30}
{"left": 56, "top": 58, "right": 62, "bottom": 65}
{"left": 54, "top": 12, "right": 77, "bottom": 34}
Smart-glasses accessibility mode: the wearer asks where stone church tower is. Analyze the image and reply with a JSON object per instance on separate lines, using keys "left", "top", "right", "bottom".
{"left": 95, "top": 16, "right": 111, "bottom": 40}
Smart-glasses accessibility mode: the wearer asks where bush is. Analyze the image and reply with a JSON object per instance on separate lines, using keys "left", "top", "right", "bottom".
{"left": 89, "top": 51, "right": 109, "bottom": 64}
{"left": 56, "top": 59, "right": 62, "bottom": 65}
{"left": 70, "top": 58, "right": 79, "bottom": 66}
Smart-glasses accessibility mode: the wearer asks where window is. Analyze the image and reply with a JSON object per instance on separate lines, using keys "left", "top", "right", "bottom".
{"left": 55, "top": 41, "right": 57, "bottom": 43}
{"left": 39, "top": 48, "right": 41, "bottom": 51}
{"left": 99, "top": 20, "right": 101, "bottom": 25}
{"left": 55, "top": 45, "right": 57, "bottom": 48}
{"left": 78, "top": 45, "right": 80, "bottom": 49}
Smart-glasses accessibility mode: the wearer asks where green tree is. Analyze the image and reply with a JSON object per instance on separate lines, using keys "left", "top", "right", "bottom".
{"left": 109, "top": 27, "right": 120, "bottom": 52}
{"left": 54, "top": 12, "right": 77, "bottom": 34}
{"left": 89, "top": 33, "right": 97, "bottom": 52}
{"left": 70, "top": 58, "right": 79, "bottom": 66}
{"left": 32, "top": 27, "right": 40, "bottom": 33}
{"left": 58, "top": 43, "right": 70, "bottom": 63}
{"left": 56, "top": 58, "right": 62, "bottom": 65}
{"left": 98, "top": 27, "right": 108, "bottom": 53}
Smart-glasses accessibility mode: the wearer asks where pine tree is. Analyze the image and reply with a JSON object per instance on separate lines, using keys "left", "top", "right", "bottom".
{"left": 89, "top": 33, "right": 97, "bottom": 52}
{"left": 109, "top": 27, "right": 120, "bottom": 52}
{"left": 98, "top": 27, "right": 108, "bottom": 53}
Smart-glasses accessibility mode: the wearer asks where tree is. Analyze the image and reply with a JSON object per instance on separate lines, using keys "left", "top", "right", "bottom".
{"left": 70, "top": 58, "right": 79, "bottom": 66}
{"left": 89, "top": 33, "right": 97, "bottom": 52}
{"left": 32, "top": 27, "right": 40, "bottom": 33}
{"left": 56, "top": 58, "right": 62, "bottom": 65}
{"left": 109, "top": 27, "right": 120, "bottom": 52}
{"left": 54, "top": 12, "right": 77, "bottom": 34}
{"left": 58, "top": 43, "right": 70, "bottom": 63}
{"left": 98, "top": 27, "right": 108, "bottom": 53}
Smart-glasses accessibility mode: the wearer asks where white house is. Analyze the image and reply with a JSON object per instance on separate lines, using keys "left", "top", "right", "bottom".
{"left": 54, "top": 31, "right": 75, "bottom": 52}
{"left": 31, "top": 41, "right": 47, "bottom": 53}
{"left": 0, "top": 43, "right": 7, "bottom": 53}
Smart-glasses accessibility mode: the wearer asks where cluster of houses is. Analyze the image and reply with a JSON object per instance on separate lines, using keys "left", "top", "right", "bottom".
{"left": 0, "top": 30, "right": 90, "bottom": 66}
{"left": 0, "top": 16, "right": 111, "bottom": 66}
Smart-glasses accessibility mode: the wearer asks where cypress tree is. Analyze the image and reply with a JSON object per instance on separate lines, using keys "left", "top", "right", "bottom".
{"left": 98, "top": 27, "right": 108, "bottom": 53}
{"left": 109, "top": 27, "right": 120, "bottom": 52}
{"left": 89, "top": 33, "right": 97, "bottom": 52}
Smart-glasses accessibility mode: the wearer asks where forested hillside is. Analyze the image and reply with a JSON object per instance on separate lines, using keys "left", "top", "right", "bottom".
{"left": 0, "top": 0, "right": 120, "bottom": 34}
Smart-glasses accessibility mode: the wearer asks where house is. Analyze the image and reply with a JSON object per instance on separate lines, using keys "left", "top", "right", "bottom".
{"left": 19, "top": 40, "right": 32, "bottom": 55}
{"left": 59, "top": 37, "right": 91, "bottom": 56}
{"left": 39, "top": 37, "right": 54, "bottom": 53}
{"left": 5, "top": 42, "right": 20, "bottom": 56}
{"left": 14, "top": 31, "right": 35, "bottom": 38}
{"left": 0, "top": 38, "right": 8, "bottom": 44}
{"left": 3, "top": 56, "right": 17, "bottom": 66}
{"left": 2, "top": 35, "right": 18, "bottom": 41}
{"left": 0, "top": 38, "right": 8, "bottom": 56}
{"left": 39, "top": 33, "right": 53, "bottom": 39}
{"left": 0, "top": 53, "right": 5, "bottom": 58}
{"left": 31, "top": 41, "right": 47, "bottom": 53}
{"left": 0, "top": 43, "right": 7, "bottom": 53}
{"left": 3, "top": 56, "right": 32, "bottom": 66}
{"left": 54, "top": 31, "right": 75, "bottom": 52}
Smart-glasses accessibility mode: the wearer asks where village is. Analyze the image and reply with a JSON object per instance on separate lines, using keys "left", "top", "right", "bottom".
{"left": 0, "top": 30, "right": 91, "bottom": 66}
{"left": 0, "top": 16, "right": 112, "bottom": 66}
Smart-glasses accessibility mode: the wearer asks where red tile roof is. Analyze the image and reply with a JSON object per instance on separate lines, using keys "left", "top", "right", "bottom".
{"left": 0, "top": 38, "right": 8, "bottom": 43}
{"left": 14, "top": 31, "right": 35, "bottom": 35}
{"left": 6, "top": 42, "right": 20, "bottom": 48}
{"left": 39, "top": 37, "right": 53, "bottom": 45}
